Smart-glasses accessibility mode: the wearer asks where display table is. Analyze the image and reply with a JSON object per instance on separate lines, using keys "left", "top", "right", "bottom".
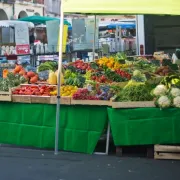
{"left": 1, "top": 102, "right": 180, "bottom": 154}
{"left": 108, "top": 107, "right": 180, "bottom": 146}
{"left": 0, "top": 102, "right": 108, "bottom": 154}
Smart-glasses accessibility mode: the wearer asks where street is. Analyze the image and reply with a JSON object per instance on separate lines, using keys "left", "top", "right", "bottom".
{"left": 0, "top": 147, "right": 180, "bottom": 180}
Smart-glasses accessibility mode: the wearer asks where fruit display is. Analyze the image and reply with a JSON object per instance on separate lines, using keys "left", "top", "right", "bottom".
{"left": 12, "top": 85, "right": 56, "bottom": 96}
{"left": 60, "top": 85, "right": 78, "bottom": 97}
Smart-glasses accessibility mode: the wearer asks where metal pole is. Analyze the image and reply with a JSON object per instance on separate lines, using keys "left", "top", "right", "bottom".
{"left": 54, "top": 0, "right": 64, "bottom": 155}
{"left": 135, "top": 15, "right": 139, "bottom": 55}
{"left": 92, "top": 15, "right": 96, "bottom": 61}
{"left": 105, "top": 121, "right": 110, "bottom": 155}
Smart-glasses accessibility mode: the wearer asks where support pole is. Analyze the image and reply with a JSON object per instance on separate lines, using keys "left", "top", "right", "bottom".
{"left": 92, "top": 15, "right": 96, "bottom": 61}
{"left": 54, "top": 1, "right": 64, "bottom": 155}
{"left": 105, "top": 121, "right": 110, "bottom": 155}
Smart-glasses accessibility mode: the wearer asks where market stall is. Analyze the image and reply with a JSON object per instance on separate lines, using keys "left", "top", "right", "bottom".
{"left": 0, "top": 51, "right": 179, "bottom": 156}
{"left": 57, "top": 0, "right": 180, "bottom": 157}
{"left": 1, "top": 0, "right": 180, "bottom": 158}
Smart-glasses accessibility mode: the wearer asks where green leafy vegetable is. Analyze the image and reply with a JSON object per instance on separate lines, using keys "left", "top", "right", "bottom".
{"left": 38, "top": 62, "right": 57, "bottom": 72}
{"left": 115, "top": 81, "right": 153, "bottom": 102}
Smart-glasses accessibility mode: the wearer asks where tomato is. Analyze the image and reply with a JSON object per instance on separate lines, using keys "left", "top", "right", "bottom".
{"left": 41, "top": 85, "right": 47, "bottom": 89}
{"left": 35, "top": 92, "right": 41, "bottom": 96}
{"left": 40, "top": 89, "right": 45, "bottom": 94}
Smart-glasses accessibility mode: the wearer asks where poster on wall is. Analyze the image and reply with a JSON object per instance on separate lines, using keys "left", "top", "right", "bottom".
{"left": 15, "top": 23, "right": 30, "bottom": 55}
{"left": 46, "top": 20, "right": 59, "bottom": 53}
{"left": 15, "top": 23, "right": 29, "bottom": 45}
{"left": 72, "top": 18, "right": 99, "bottom": 51}
{"left": 85, "top": 18, "right": 99, "bottom": 50}
{"left": 72, "top": 19, "right": 86, "bottom": 51}
{"left": 46, "top": 20, "right": 68, "bottom": 53}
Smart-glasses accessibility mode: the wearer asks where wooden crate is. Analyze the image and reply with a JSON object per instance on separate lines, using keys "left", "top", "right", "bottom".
{"left": 71, "top": 99, "right": 110, "bottom": 106}
{"left": 112, "top": 101, "right": 155, "bottom": 108}
{"left": 154, "top": 145, "right": 180, "bottom": 160}
{"left": 50, "top": 96, "right": 71, "bottom": 105}
{"left": 12, "top": 95, "right": 31, "bottom": 103}
{"left": 31, "top": 96, "right": 50, "bottom": 104}
{"left": 0, "top": 90, "right": 11, "bottom": 102}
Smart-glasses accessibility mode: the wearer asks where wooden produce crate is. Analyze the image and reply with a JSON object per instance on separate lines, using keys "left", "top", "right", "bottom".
{"left": 112, "top": 101, "right": 155, "bottom": 108}
{"left": 50, "top": 96, "right": 71, "bottom": 105}
{"left": 12, "top": 95, "right": 31, "bottom": 103}
{"left": 0, "top": 90, "right": 11, "bottom": 102}
{"left": 154, "top": 145, "right": 180, "bottom": 160}
{"left": 71, "top": 99, "right": 110, "bottom": 106}
{"left": 31, "top": 96, "right": 51, "bottom": 104}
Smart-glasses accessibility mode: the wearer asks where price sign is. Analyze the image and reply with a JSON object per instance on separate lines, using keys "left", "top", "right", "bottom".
{"left": 16, "top": 44, "right": 30, "bottom": 55}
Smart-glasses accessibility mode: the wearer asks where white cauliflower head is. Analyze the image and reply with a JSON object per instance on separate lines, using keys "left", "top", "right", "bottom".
{"left": 153, "top": 85, "right": 167, "bottom": 97}
{"left": 173, "top": 96, "right": 180, "bottom": 108}
{"left": 157, "top": 96, "right": 171, "bottom": 108}
{"left": 170, "top": 88, "right": 180, "bottom": 97}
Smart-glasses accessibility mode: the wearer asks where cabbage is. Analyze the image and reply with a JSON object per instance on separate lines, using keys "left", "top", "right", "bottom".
{"left": 170, "top": 88, "right": 180, "bottom": 97}
{"left": 133, "top": 70, "right": 142, "bottom": 76}
{"left": 173, "top": 96, "right": 180, "bottom": 108}
{"left": 157, "top": 96, "right": 171, "bottom": 108}
{"left": 153, "top": 85, "right": 167, "bottom": 96}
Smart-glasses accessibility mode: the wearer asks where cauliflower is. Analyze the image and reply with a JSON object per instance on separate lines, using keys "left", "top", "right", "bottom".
{"left": 153, "top": 85, "right": 167, "bottom": 96}
{"left": 157, "top": 96, "right": 171, "bottom": 108}
{"left": 173, "top": 96, "right": 180, "bottom": 108}
{"left": 170, "top": 88, "right": 180, "bottom": 97}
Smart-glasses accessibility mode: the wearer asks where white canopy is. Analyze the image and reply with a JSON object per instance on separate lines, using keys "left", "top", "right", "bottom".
{"left": 0, "top": 20, "right": 34, "bottom": 28}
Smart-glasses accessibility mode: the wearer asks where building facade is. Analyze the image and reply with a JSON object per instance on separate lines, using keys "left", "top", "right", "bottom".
{"left": 44, "top": 0, "right": 60, "bottom": 17}
{"left": 0, "top": 0, "right": 44, "bottom": 20}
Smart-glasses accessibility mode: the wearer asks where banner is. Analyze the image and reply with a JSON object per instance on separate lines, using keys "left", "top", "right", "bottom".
{"left": 57, "top": 25, "right": 68, "bottom": 53}
{"left": 72, "top": 18, "right": 99, "bottom": 51}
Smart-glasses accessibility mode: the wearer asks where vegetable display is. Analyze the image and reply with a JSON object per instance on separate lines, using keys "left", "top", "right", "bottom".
{"left": 38, "top": 61, "right": 57, "bottom": 72}
{"left": 1, "top": 52, "right": 180, "bottom": 109}
{"left": 115, "top": 81, "right": 153, "bottom": 102}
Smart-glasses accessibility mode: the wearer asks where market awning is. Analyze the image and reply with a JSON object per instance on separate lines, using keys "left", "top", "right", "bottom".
{"left": 62, "top": 0, "right": 180, "bottom": 15}
{"left": 0, "top": 20, "right": 34, "bottom": 28}
{"left": 19, "top": 16, "right": 70, "bottom": 25}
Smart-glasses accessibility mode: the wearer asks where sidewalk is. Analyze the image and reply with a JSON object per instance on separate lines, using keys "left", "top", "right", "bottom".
{"left": 0, "top": 147, "right": 180, "bottom": 180}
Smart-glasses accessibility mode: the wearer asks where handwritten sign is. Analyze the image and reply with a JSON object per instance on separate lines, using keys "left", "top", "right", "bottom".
{"left": 15, "top": 23, "right": 29, "bottom": 45}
